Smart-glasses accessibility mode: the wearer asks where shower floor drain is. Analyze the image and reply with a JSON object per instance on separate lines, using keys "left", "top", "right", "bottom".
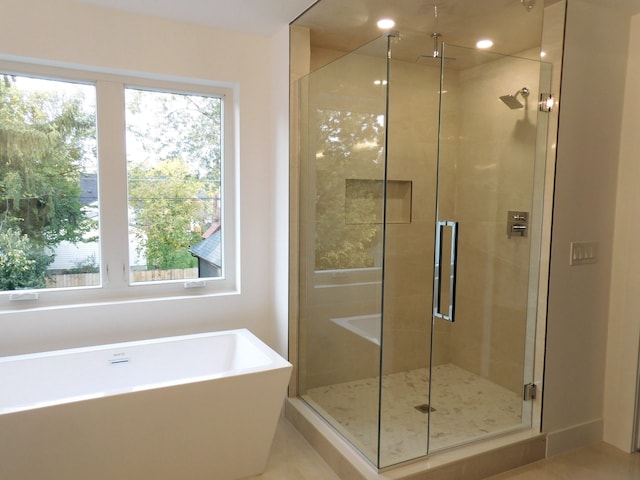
{"left": 414, "top": 404, "right": 435, "bottom": 414}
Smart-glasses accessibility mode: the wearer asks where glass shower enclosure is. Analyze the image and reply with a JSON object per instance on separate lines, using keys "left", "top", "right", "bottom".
{"left": 297, "top": 31, "right": 551, "bottom": 468}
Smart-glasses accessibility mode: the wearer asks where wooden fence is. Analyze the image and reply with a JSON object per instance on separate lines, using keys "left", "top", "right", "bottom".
{"left": 46, "top": 268, "right": 199, "bottom": 288}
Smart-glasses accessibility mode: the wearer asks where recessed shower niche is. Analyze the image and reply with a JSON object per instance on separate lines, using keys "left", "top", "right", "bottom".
{"left": 345, "top": 179, "right": 412, "bottom": 225}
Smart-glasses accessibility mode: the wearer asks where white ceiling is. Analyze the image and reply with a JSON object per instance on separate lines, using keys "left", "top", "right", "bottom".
{"left": 74, "top": 0, "right": 640, "bottom": 44}
{"left": 75, "top": 0, "right": 318, "bottom": 35}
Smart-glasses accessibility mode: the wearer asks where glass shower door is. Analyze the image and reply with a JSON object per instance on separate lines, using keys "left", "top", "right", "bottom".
{"left": 378, "top": 37, "right": 551, "bottom": 467}
{"left": 297, "top": 35, "right": 390, "bottom": 466}
{"left": 427, "top": 43, "right": 551, "bottom": 453}
{"left": 376, "top": 32, "right": 441, "bottom": 466}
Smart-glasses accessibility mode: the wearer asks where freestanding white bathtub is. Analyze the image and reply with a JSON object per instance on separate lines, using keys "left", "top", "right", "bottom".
{"left": 0, "top": 328, "right": 292, "bottom": 480}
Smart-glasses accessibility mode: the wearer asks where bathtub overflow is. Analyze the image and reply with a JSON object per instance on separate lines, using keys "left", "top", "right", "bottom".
{"left": 109, "top": 352, "right": 131, "bottom": 365}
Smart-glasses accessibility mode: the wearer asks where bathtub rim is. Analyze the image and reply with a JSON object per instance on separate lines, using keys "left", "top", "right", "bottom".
{"left": 0, "top": 328, "right": 283, "bottom": 362}
{"left": 0, "top": 328, "right": 292, "bottom": 415}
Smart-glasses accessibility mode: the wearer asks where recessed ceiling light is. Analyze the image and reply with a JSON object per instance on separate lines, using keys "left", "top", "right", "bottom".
{"left": 540, "top": 51, "right": 547, "bottom": 58}
{"left": 377, "top": 18, "right": 395, "bottom": 29}
{"left": 476, "top": 39, "right": 493, "bottom": 49}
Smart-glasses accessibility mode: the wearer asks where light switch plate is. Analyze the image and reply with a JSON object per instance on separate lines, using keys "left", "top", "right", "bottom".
{"left": 570, "top": 241, "right": 598, "bottom": 266}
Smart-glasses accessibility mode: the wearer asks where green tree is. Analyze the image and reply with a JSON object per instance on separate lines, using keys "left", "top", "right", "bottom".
{"left": 0, "top": 228, "right": 52, "bottom": 290}
{"left": 126, "top": 89, "right": 221, "bottom": 273}
{"left": 128, "top": 158, "right": 206, "bottom": 270}
{"left": 313, "top": 109, "right": 385, "bottom": 270}
{"left": 126, "top": 89, "right": 221, "bottom": 182}
{"left": 0, "top": 75, "right": 96, "bottom": 289}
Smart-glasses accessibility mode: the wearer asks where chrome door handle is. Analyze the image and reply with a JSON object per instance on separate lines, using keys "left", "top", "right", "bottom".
{"left": 433, "top": 220, "right": 458, "bottom": 322}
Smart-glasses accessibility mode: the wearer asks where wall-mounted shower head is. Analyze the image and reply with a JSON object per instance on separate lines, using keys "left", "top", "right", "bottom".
{"left": 499, "top": 87, "right": 530, "bottom": 109}
{"left": 500, "top": 95, "right": 525, "bottom": 109}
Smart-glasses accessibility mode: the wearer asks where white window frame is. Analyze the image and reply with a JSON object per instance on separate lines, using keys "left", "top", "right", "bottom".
{"left": 0, "top": 60, "right": 238, "bottom": 310}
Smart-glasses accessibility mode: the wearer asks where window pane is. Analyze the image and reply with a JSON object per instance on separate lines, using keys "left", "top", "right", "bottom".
{"left": 125, "top": 88, "right": 222, "bottom": 284}
{"left": 0, "top": 74, "right": 99, "bottom": 292}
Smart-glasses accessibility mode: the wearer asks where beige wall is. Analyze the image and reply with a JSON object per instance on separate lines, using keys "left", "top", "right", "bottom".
{"left": 384, "top": 49, "right": 546, "bottom": 395}
{"left": 451, "top": 51, "right": 544, "bottom": 394}
{"left": 543, "top": 0, "right": 629, "bottom": 456}
{"left": 382, "top": 57, "right": 443, "bottom": 376}
{"left": 603, "top": 12, "right": 640, "bottom": 453}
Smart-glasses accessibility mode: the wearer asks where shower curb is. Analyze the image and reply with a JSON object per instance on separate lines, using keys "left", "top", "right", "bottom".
{"left": 285, "top": 397, "right": 547, "bottom": 480}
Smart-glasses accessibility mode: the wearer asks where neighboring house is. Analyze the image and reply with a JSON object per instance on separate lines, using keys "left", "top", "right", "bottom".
{"left": 47, "top": 173, "right": 100, "bottom": 273}
{"left": 79, "top": 173, "right": 98, "bottom": 205}
{"left": 48, "top": 173, "right": 147, "bottom": 272}
{"left": 189, "top": 223, "right": 221, "bottom": 278}
{"left": 46, "top": 203, "right": 100, "bottom": 273}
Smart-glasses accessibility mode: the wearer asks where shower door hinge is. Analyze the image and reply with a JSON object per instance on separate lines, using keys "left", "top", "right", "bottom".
{"left": 523, "top": 383, "right": 537, "bottom": 401}
{"left": 539, "top": 93, "right": 554, "bottom": 112}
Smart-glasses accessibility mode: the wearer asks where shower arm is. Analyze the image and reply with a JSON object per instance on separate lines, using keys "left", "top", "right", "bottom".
{"left": 431, "top": 33, "right": 441, "bottom": 58}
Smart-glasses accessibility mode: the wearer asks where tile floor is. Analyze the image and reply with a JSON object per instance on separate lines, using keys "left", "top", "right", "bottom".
{"left": 244, "top": 416, "right": 341, "bottom": 480}
{"left": 253, "top": 417, "right": 640, "bottom": 479}
{"left": 486, "top": 442, "right": 640, "bottom": 480}
{"left": 304, "top": 363, "right": 523, "bottom": 465}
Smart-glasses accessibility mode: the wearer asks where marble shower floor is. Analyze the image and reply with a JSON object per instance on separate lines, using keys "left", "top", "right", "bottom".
{"left": 303, "top": 363, "right": 523, "bottom": 466}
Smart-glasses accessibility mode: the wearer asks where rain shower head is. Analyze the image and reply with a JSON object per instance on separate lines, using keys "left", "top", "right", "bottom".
{"left": 500, "top": 87, "right": 530, "bottom": 109}
{"left": 417, "top": 33, "right": 455, "bottom": 64}
{"left": 417, "top": 54, "right": 454, "bottom": 65}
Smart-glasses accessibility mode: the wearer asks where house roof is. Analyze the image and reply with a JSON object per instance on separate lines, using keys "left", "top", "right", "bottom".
{"left": 189, "top": 224, "right": 221, "bottom": 267}
{"left": 80, "top": 173, "right": 98, "bottom": 205}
